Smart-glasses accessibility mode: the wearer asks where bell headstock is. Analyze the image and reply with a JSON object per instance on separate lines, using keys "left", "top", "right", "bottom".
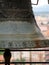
{"left": 31, "top": 0, "right": 39, "bottom": 5}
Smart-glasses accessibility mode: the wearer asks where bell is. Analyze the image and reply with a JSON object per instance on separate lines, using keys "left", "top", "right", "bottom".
{"left": 0, "top": 0, "right": 46, "bottom": 48}
{"left": 48, "top": 0, "right": 49, "bottom": 4}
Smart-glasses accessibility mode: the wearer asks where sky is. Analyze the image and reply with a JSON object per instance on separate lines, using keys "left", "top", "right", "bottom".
{"left": 31, "top": 0, "right": 48, "bottom": 7}
{"left": 38, "top": 0, "right": 48, "bottom": 5}
{"left": 31, "top": 0, "right": 49, "bottom": 12}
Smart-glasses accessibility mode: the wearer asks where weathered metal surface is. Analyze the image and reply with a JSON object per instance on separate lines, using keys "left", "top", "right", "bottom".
{"left": 0, "top": 0, "right": 45, "bottom": 48}
{"left": 48, "top": 0, "right": 49, "bottom": 4}
{"left": 0, "top": 0, "right": 32, "bottom": 21}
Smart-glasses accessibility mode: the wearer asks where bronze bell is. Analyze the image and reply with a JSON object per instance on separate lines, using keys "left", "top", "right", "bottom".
{"left": 48, "top": 0, "right": 49, "bottom": 4}
{"left": 0, "top": 0, "right": 48, "bottom": 49}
